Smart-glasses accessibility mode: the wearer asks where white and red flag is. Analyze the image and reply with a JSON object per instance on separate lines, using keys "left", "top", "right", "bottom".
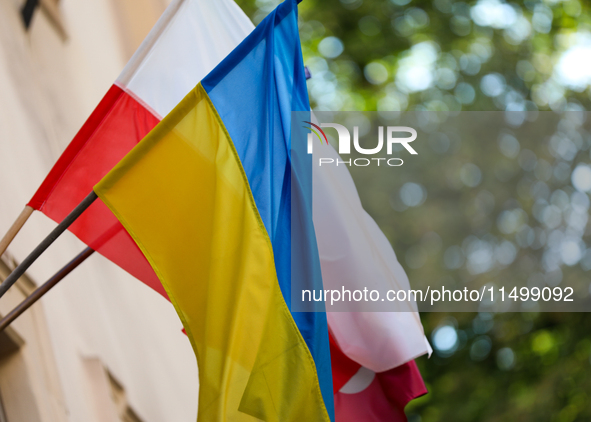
{"left": 313, "top": 136, "right": 431, "bottom": 420}
{"left": 26, "top": 0, "right": 254, "bottom": 299}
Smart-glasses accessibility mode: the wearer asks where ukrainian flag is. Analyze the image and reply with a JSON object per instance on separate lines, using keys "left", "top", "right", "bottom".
{"left": 94, "top": 0, "right": 334, "bottom": 420}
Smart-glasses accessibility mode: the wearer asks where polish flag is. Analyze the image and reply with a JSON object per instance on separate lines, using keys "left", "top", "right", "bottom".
{"left": 27, "top": 0, "right": 254, "bottom": 299}
{"left": 313, "top": 131, "right": 431, "bottom": 420}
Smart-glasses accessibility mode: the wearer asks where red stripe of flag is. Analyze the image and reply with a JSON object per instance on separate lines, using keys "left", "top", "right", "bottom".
{"left": 28, "top": 86, "right": 167, "bottom": 299}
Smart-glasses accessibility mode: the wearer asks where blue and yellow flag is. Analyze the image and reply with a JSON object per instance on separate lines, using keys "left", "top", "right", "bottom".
{"left": 94, "top": 0, "right": 334, "bottom": 420}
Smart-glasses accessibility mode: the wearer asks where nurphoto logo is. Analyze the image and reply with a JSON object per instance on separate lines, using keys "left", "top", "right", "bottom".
{"left": 304, "top": 121, "right": 418, "bottom": 167}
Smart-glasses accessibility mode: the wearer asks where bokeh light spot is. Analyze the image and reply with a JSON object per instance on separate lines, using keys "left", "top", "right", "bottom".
{"left": 571, "top": 164, "right": 591, "bottom": 192}
{"left": 364, "top": 62, "right": 389, "bottom": 85}
{"left": 400, "top": 182, "right": 427, "bottom": 207}
{"left": 432, "top": 325, "right": 459, "bottom": 356}
{"left": 318, "top": 36, "right": 344, "bottom": 59}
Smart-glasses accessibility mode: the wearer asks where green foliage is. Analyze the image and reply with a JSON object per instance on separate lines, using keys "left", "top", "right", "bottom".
{"left": 411, "top": 312, "right": 591, "bottom": 422}
{"left": 235, "top": 1, "right": 591, "bottom": 420}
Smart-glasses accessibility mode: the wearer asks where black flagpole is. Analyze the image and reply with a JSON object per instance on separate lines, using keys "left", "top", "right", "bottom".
{"left": 0, "top": 191, "right": 98, "bottom": 298}
{"left": 0, "top": 247, "right": 95, "bottom": 332}
{"left": 21, "top": 0, "right": 40, "bottom": 29}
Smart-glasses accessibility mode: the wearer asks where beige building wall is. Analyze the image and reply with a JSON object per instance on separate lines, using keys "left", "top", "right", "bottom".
{"left": 0, "top": 1, "right": 199, "bottom": 421}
